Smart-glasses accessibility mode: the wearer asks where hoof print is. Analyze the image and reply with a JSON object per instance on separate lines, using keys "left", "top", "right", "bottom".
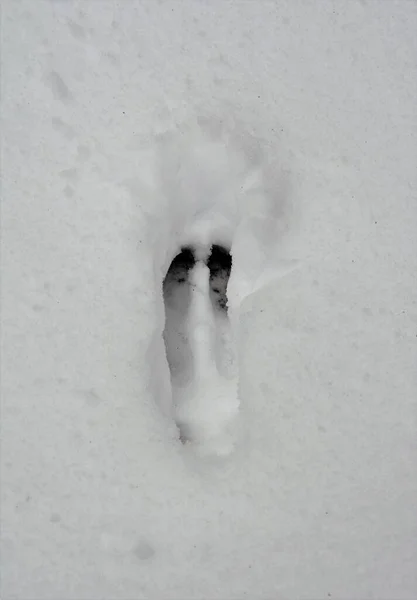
{"left": 207, "top": 245, "right": 232, "bottom": 312}
{"left": 163, "top": 246, "right": 195, "bottom": 288}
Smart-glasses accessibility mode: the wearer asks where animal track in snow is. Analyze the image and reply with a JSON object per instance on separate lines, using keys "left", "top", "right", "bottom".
{"left": 148, "top": 124, "right": 292, "bottom": 455}
{"left": 163, "top": 244, "right": 238, "bottom": 455}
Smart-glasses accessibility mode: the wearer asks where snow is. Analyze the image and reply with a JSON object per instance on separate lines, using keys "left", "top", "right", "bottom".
{"left": 1, "top": 1, "right": 417, "bottom": 599}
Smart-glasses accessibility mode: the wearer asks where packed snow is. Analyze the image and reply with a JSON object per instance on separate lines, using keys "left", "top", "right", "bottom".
{"left": 1, "top": 1, "right": 417, "bottom": 599}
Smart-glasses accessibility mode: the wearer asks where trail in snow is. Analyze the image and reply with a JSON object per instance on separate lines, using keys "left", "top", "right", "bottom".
{"left": 163, "top": 244, "right": 238, "bottom": 455}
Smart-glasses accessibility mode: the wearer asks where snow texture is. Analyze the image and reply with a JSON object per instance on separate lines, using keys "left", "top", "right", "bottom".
{"left": 1, "top": 1, "right": 417, "bottom": 599}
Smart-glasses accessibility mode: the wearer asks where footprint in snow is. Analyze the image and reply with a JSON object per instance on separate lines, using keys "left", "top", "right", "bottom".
{"left": 163, "top": 244, "right": 238, "bottom": 455}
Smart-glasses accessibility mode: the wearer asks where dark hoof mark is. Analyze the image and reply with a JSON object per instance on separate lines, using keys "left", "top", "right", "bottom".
{"left": 163, "top": 246, "right": 196, "bottom": 395}
{"left": 163, "top": 246, "right": 195, "bottom": 288}
{"left": 206, "top": 245, "right": 232, "bottom": 312}
{"left": 207, "top": 245, "right": 232, "bottom": 273}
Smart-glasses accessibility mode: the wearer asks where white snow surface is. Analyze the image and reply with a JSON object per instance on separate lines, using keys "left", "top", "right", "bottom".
{"left": 1, "top": 1, "right": 417, "bottom": 599}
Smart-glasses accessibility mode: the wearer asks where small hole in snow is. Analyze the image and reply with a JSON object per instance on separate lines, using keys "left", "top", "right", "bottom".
{"left": 207, "top": 245, "right": 232, "bottom": 313}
